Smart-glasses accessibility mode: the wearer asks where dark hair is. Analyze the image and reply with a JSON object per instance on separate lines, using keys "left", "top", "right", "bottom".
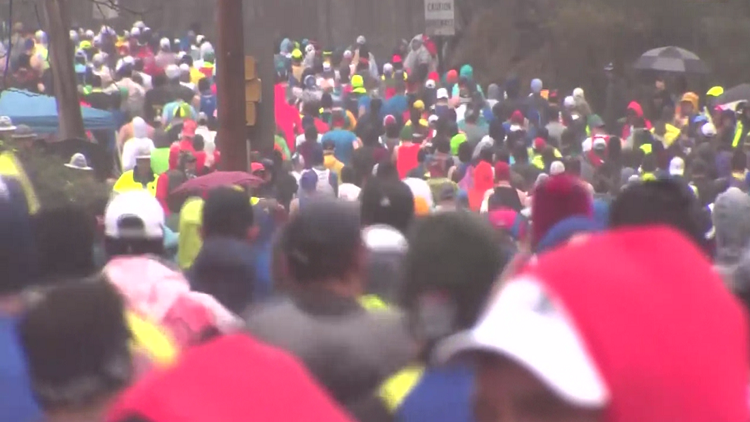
{"left": 370, "top": 98, "right": 383, "bottom": 115}
{"left": 433, "top": 136, "right": 450, "bottom": 154}
{"left": 304, "top": 124, "right": 318, "bottom": 141}
{"left": 340, "top": 166, "right": 355, "bottom": 184}
{"left": 281, "top": 199, "right": 362, "bottom": 283}
{"left": 320, "top": 93, "right": 333, "bottom": 109}
{"left": 375, "top": 160, "right": 400, "bottom": 181}
{"left": 479, "top": 146, "right": 494, "bottom": 164}
{"left": 496, "top": 148, "right": 510, "bottom": 164}
{"left": 457, "top": 141, "right": 473, "bottom": 163}
{"left": 202, "top": 187, "right": 254, "bottom": 239}
{"left": 152, "top": 73, "right": 167, "bottom": 88}
{"left": 181, "top": 54, "right": 194, "bottom": 67}
{"left": 511, "top": 142, "right": 529, "bottom": 163}
{"left": 732, "top": 150, "right": 747, "bottom": 172}
{"left": 19, "top": 278, "right": 132, "bottom": 410}
{"left": 192, "top": 134, "right": 205, "bottom": 152}
{"left": 416, "top": 148, "right": 427, "bottom": 164}
{"left": 401, "top": 213, "right": 508, "bottom": 339}
{"left": 360, "top": 178, "right": 415, "bottom": 233}
{"left": 104, "top": 234, "right": 165, "bottom": 259}
{"left": 564, "top": 156, "right": 581, "bottom": 176}
{"left": 322, "top": 139, "right": 335, "bottom": 151}
{"left": 198, "top": 77, "right": 211, "bottom": 92}
{"left": 33, "top": 205, "right": 95, "bottom": 282}
{"left": 131, "top": 73, "right": 143, "bottom": 86}
{"left": 610, "top": 178, "right": 708, "bottom": 252}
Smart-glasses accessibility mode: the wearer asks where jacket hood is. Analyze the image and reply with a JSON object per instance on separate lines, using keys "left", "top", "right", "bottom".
{"left": 626, "top": 101, "right": 644, "bottom": 118}
{"left": 410, "top": 34, "right": 423, "bottom": 48}
{"left": 487, "top": 83, "right": 502, "bottom": 101}
{"left": 104, "top": 255, "right": 241, "bottom": 345}
{"left": 133, "top": 116, "right": 149, "bottom": 139}
{"left": 680, "top": 92, "right": 699, "bottom": 111}
{"left": 713, "top": 187, "right": 750, "bottom": 266}
{"left": 189, "top": 237, "right": 257, "bottom": 315}
{"left": 526, "top": 227, "right": 748, "bottom": 422}
{"left": 459, "top": 64, "right": 473, "bottom": 80}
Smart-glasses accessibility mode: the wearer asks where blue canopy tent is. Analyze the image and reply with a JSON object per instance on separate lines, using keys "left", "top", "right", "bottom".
{"left": 0, "top": 89, "right": 116, "bottom": 134}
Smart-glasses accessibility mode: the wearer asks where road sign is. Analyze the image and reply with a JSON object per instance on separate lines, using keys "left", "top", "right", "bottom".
{"left": 425, "top": 0, "right": 455, "bottom": 36}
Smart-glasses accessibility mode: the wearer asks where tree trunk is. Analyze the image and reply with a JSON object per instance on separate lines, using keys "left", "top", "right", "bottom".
{"left": 44, "top": 0, "right": 85, "bottom": 140}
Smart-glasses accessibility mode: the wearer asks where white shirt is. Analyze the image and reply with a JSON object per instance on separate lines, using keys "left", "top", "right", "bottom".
{"left": 338, "top": 183, "right": 362, "bottom": 201}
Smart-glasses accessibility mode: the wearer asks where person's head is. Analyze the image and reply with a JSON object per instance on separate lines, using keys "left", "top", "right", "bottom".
{"left": 564, "top": 157, "right": 581, "bottom": 177}
{"left": 197, "top": 77, "right": 211, "bottom": 93}
{"left": 304, "top": 124, "right": 318, "bottom": 143}
{"left": 731, "top": 149, "right": 747, "bottom": 173}
{"left": 610, "top": 178, "right": 708, "bottom": 252}
{"left": 531, "top": 174, "right": 593, "bottom": 250}
{"left": 281, "top": 199, "right": 364, "bottom": 292}
{"left": 511, "top": 142, "right": 529, "bottom": 163}
{"left": 457, "top": 141, "right": 473, "bottom": 164}
{"left": 103, "top": 191, "right": 165, "bottom": 259}
{"left": 680, "top": 92, "right": 698, "bottom": 117}
{"left": 133, "top": 147, "right": 152, "bottom": 179}
{"left": 400, "top": 212, "right": 507, "bottom": 352}
{"left": 434, "top": 136, "right": 451, "bottom": 154}
{"left": 152, "top": 73, "right": 167, "bottom": 88}
{"left": 19, "top": 279, "right": 132, "bottom": 417}
{"left": 181, "top": 54, "right": 194, "bottom": 68}
{"left": 178, "top": 151, "right": 197, "bottom": 176}
{"left": 479, "top": 146, "right": 494, "bottom": 164}
{"left": 340, "top": 166, "right": 355, "bottom": 185}
{"left": 202, "top": 187, "right": 255, "bottom": 241}
{"left": 384, "top": 115, "right": 400, "bottom": 138}
{"left": 361, "top": 178, "right": 415, "bottom": 234}
{"left": 33, "top": 205, "right": 96, "bottom": 282}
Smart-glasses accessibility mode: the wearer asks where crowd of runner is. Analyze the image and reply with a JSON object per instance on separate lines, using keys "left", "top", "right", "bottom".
{"left": 0, "top": 20, "right": 750, "bottom": 422}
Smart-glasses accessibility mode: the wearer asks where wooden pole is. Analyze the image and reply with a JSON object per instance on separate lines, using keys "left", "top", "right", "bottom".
{"left": 43, "top": 0, "right": 85, "bottom": 139}
{"left": 245, "top": 0, "right": 276, "bottom": 155}
{"left": 216, "top": 0, "right": 248, "bottom": 171}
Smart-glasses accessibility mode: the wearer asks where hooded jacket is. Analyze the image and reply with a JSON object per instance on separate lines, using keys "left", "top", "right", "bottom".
{"left": 187, "top": 237, "right": 258, "bottom": 315}
{"left": 121, "top": 117, "right": 155, "bottom": 172}
{"left": 712, "top": 187, "right": 750, "bottom": 283}
{"left": 363, "top": 224, "right": 409, "bottom": 305}
{"left": 404, "top": 35, "right": 435, "bottom": 74}
{"left": 104, "top": 255, "right": 242, "bottom": 348}
{"left": 621, "top": 101, "right": 652, "bottom": 139}
{"left": 244, "top": 291, "right": 415, "bottom": 417}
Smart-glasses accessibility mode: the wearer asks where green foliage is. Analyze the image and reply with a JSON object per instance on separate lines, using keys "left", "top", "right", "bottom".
{"left": 20, "top": 147, "right": 110, "bottom": 215}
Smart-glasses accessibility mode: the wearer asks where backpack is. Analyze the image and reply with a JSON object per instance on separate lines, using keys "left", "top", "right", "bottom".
{"left": 312, "top": 167, "right": 335, "bottom": 196}
{"left": 458, "top": 164, "right": 474, "bottom": 192}
{"left": 200, "top": 94, "right": 217, "bottom": 119}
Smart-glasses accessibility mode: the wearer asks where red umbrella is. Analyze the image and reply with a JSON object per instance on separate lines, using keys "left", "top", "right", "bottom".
{"left": 170, "top": 171, "right": 263, "bottom": 198}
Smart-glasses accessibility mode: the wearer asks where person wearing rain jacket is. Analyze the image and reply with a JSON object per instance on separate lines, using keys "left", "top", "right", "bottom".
{"left": 621, "top": 101, "right": 652, "bottom": 140}
{"left": 404, "top": 35, "right": 436, "bottom": 74}
{"left": 451, "top": 65, "right": 484, "bottom": 98}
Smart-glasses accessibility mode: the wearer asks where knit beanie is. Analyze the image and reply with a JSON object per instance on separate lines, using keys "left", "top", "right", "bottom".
{"left": 531, "top": 174, "right": 593, "bottom": 249}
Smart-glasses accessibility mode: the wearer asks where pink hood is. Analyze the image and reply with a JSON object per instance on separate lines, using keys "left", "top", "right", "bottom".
{"left": 103, "top": 256, "right": 243, "bottom": 348}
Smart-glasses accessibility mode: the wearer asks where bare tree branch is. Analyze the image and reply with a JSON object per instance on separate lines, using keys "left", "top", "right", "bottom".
{"left": 87, "top": 0, "right": 163, "bottom": 18}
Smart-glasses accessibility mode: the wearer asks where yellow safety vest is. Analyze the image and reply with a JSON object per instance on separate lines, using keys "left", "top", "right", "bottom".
{"left": 0, "top": 152, "right": 40, "bottom": 215}
{"left": 112, "top": 170, "right": 158, "bottom": 196}
{"left": 359, "top": 294, "right": 390, "bottom": 311}
{"left": 733, "top": 121, "right": 744, "bottom": 149}
{"left": 378, "top": 365, "right": 426, "bottom": 412}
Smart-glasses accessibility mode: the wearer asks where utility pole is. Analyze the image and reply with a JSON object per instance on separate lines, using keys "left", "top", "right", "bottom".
{"left": 216, "top": 0, "right": 248, "bottom": 171}
{"left": 43, "top": 0, "right": 85, "bottom": 139}
{"left": 245, "top": 0, "right": 275, "bottom": 156}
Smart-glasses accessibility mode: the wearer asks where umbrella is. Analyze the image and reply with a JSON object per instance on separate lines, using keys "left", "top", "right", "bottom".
{"left": 716, "top": 84, "right": 750, "bottom": 107}
{"left": 633, "top": 46, "right": 709, "bottom": 74}
{"left": 170, "top": 171, "right": 263, "bottom": 198}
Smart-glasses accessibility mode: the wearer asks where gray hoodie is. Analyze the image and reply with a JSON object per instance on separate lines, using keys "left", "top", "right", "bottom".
{"left": 713, "top": 187, "right": 750, "bottom": 285}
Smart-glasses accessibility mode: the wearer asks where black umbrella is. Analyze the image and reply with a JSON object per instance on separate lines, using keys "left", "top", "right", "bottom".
{"left": 716, "top": 84, "right": 750, "bottom": 107}
{"left": 633, "top": 46, "right": 709, "bottom": 74}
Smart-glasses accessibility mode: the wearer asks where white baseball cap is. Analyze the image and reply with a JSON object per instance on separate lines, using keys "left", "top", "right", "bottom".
{"left": 550, "top": 160, "right": 565, "bottom": 175}
{"left": 669, "top": 157, "right": 685, "bottom": 176}
{"left": 435, "top": 275, "right": 609, "bottom": 408}
{"left": 436, "top": 88, "right": 449, "bottom": 100}
{"left": 105, "top": 190, "right": 164, "bottom": 239}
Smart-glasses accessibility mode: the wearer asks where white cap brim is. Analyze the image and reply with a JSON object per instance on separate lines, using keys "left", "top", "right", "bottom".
{"left": 434, "top": 276, "right": 609, "bottom": 409}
